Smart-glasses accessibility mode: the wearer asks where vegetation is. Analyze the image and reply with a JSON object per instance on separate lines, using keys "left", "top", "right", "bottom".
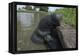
{"left": 34, "top": 6, "right": 48, "bottom": 12}
{"left": 54, "top": 8, "right": 76, "bottom": 28}
{"left": 17, "top": 6, "right": 76, "bottom": 28}
{"left": 19, "top": 6, "right": 48, "bottom": 12}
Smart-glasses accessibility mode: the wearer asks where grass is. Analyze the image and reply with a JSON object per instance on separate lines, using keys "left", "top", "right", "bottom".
{"left": 54, "top": 8, "right": 76, "bottom": 28}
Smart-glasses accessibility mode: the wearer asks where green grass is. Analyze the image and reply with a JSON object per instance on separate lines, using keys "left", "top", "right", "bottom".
{"left": 54, "top": 8, "right": 76, "bottom": 28}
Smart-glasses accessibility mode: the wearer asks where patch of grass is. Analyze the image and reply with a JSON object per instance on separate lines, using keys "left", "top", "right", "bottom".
{"left": 54, "top": 8, "right": 76, "bottom": 28}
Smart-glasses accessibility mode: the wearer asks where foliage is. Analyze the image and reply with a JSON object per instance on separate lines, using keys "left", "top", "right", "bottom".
{"left": 21, "top": 6, "right": 48, "bottom": 12}
{"left": 54, "top": 8, "right": 76, "bottom": 28}
{"left": 38, "top": 6, "right": 48, "bottom": 12}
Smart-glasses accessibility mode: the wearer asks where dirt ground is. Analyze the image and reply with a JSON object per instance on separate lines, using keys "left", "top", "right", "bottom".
{"left": 17, "top": 22, "right": 76, "bottom": 51}
{"left": 17, "top": 28, "right": 47, "bottom": 51}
